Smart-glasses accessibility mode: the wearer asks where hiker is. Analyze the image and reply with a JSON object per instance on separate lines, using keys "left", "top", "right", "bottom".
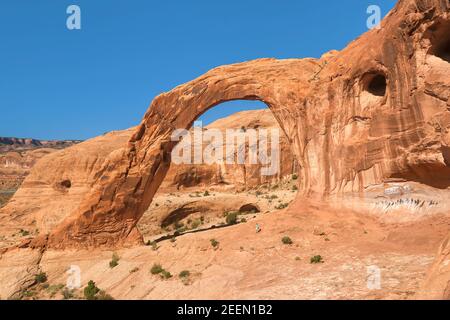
{"left": 256, "top": 223, "right": 261, "bottom": 233}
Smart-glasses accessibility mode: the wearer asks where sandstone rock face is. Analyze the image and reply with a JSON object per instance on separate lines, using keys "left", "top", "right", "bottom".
{"left": 32, "top": 0, "right": 449, "bottom": 249}
{"left": 0, "top": 129, "right": 134, "bottom": 234}
{"left": 418, "top": 233, "right": 450, "bottom": 299}
{"left": 0, "top": 150, "right": 58, "bottom": 208}
{"left": 0, "top": 139, "right": 80, "bottom": 208}
{"left": 159, "top": 109, "right": 297, "bottom": 192}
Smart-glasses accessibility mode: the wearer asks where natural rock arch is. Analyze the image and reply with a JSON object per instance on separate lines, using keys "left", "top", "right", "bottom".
{"left": 32, "top": 0, "right": 450, "bottom": 249}
{"left": 42, "top": 58, "right": 316, "bottom": 248}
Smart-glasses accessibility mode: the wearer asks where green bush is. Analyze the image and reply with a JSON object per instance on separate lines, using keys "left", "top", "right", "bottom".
{"left": 151, "top": 264, "right": 164, "bottom": 275}
{"left": 160, "top": 270, "right": 172, "bottom": 279}
{"left": 292, "top": 174, "right": 298, "bottom": 180}
{"left": 46, "top": 284, "right": 64, "bottom": 297}
{"left": 35, "top": 272, "right": 48, "bottom": 283}
{"left": 174, "top": 221, "right": 184, "bottom": 229}
{"left": 276, "top": 203, "right": 289, "bottom": 210}
{"left": 226, "top": 212, "right": 238, "bottom": 225}
{"left": 19, "top": 229, "right": 30, "bottom": 237}
{"left": 210, "top": 239, "right": 219, "bottom": 248}
{"left": 281, "top": 236, "right": 293, "bottom": 245}
{"left": 204, "top": 190, "right": 210, "bottom": 196}
{"left": 292, "top": 185, "right": 298, "bottom": 191}
{"left": 22, "top": 290, "right": 36, "bottom": 298}
{"left": 82, "top": 280, "right": 113, "bottom": 300}
{"left": 109, "top": 252, "right": 119, "bottom": 268}
{"left": 84, "top": 280, "right": 100, "bottom": 300}
{"left": 310, "top": 255, "right": 324, "bottom": 264}
{"left": 146, "top": 240, "right": 158, "bottom": 250}
{"left": 179, "top": 270, "right": 190, "bottom": 278}
{"left": 190, "top": 219, "right": 201, "bottom": 230}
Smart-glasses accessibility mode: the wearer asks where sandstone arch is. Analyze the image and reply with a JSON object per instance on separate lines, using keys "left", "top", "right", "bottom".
{"left": 42, "top": 58, "right": 317, "bottom": 248}
{"left": 31, "top": 0, "right": 450, "bottom": 249}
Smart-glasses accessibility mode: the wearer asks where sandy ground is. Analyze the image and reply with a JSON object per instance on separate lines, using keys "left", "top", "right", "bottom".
{"left": 2, "top": 195, "right": 448, "bottom": 300}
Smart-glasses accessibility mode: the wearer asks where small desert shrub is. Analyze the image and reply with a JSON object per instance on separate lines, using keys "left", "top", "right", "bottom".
{"left": 150, "top": 263, "right": 172, "bottom": 279}
{"left": 270, "top": 195, "right": 278, "bottom": 199}
{"left": 83, "top": 280, "right": 113, "bottom": 300}
{"left": 146, "top": 240, "right": 158, "bottom": 250}
{"left": 240, "top": 218, "right": 247, "bottom": 223}
{"left": 292, "top": 174, "right": 298, "bottom": 180}
{"left": 83, "top": 280, "right": 100, "bottom": 300}
{"left": 310, "top": 255, "right": 324, "bottom": 264}
{"left": 226, "top": 212, "right": 238, "bottom": 225}
{"left": 179, "top": 270, "right": 190, "bottom": 278}
{"left": 210, "top": 239, "right": 219, "bottom": 248}
{"left": 35, "top": 272, "right": 48, "bottom": 283}
{"left": 255, "top": 190, "right": 263, "bottom": 196}
{"left": 151, "top": 264, "right": 164, "bottom": 275}
{"left": 281, "top": 236, "right": 293, "bottom": 245}
{"left": 22, "top": 290, "right": 36, "bottom": 298}
{"left": 46, "top": 284, "right": 64, "bottom": 297}
{"left": 292, "top": 185, "right": 298, "bottom": 191}
{"left": 276, "top": 203, "right": 289, "bottom": 210}
{"left": 62, "top": 288, "right": 74, "bottom": 300}
{"left": 19, "top": 229, "right": 30, "bottom": 236}
{"left": 190, "top": 219, "right": 201, "bottom": 230}
{"left": 204, "top": 190, "right": 210, "bottom": 196}
{"left": 109, "top": 252, "right": 119, "bottom": 268}
{"left": 174, "top": 221, "right": 184, "bottom": 229}
{"left": 160, "top": 270, "right": 172, "bottom": 279}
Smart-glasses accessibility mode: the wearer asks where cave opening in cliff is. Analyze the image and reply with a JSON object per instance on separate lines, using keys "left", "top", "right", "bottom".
{"left": 364, "top": 73, "right": 387, "bottom": 97}
{"left": 137, "top": 100, "right": 299, "bottom": 240}
{"left": 426, "top": 20, "right": 450, "bottom": 63}
{"left": 432, "top": 39, "right": 450, "bottom": 63}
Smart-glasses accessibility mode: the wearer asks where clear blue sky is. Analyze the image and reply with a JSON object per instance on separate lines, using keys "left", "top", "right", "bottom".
{"left": 0, "top": 0, "right": 396, "bottom": 140}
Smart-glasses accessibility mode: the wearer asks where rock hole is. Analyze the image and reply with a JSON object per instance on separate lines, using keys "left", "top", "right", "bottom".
{"left": 365, "top": 74, "right": 387, "bottom": 97}
{"left": 60, "top": 180, "right": 72, "bottom": 189}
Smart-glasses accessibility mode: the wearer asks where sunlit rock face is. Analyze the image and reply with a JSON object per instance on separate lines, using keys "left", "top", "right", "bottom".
{"left": 7, "top": 0, "right": 446, "bottom": 249}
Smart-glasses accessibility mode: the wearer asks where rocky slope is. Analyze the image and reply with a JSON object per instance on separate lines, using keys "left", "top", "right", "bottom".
{"left": 0, "top": 138, "right": 81, "bottom": 208}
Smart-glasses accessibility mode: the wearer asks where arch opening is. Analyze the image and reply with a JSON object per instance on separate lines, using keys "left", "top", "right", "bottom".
{"left": 136, "top": 100, "right": 299, "bottom": 240}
